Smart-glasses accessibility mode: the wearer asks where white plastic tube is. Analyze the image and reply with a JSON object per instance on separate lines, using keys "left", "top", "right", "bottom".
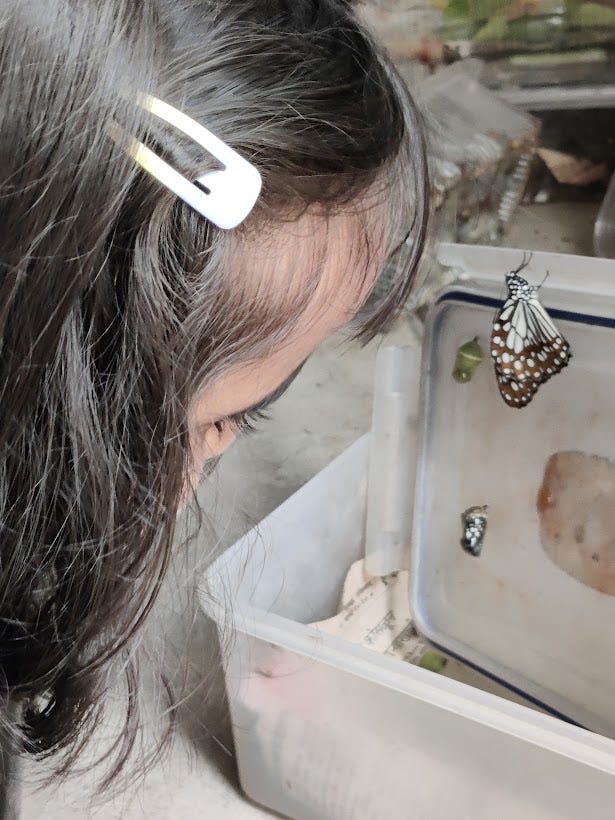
{"left": 364, "top": 345, "right": 420, "bottom": 577}
{"left": 594, "top": 171, "right": 615, "bottom": 259}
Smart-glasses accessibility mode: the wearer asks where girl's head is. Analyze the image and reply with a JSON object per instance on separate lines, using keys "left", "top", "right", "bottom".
{"left": 0, "top": 0, "right": 427, "bottom": 776}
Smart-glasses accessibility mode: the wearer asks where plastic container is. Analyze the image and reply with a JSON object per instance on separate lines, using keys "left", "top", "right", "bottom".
{"left": 595, "top": 171, "right": 615, "bottom": 258}
{"left": 364, "top": 345, "right": 420, "bottom": 577}
{"left": 199, "top": 244, "right": 615, "bottom": 820}
{"left": 418, "top": 59, "right": 537, "bottom": 151}
{"left": 412, "top": 243, "right": 615, "bottom": 736}
{"left": 417, "top": 61, "right": 539, "bottom": 244}
{"left": 200, "top": 437, "right": 615, "bottom": 820}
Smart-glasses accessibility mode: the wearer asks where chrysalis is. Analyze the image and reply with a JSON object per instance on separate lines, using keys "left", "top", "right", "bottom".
{"left": 461, "top": 505, "right": 488, "bottom": 556}
{"left": 453, "top": 337, "right": 483, "bottom": 383}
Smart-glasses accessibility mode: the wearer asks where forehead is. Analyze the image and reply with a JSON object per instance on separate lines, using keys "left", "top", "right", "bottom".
{"left": 230, "top": 202, "right": 390, "bottom": 333}
{"left": 196, "top": 206, "right": 391, "bottom": 419}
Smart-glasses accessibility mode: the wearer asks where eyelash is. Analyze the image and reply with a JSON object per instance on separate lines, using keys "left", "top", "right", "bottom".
{"left": 212, "top": 364, "right": 306, "bottom": 441}
{"left": 221, "top": 407, "right": 271, "bottom": 436}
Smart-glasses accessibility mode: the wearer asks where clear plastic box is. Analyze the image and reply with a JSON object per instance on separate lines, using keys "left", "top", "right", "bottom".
{"left": 200, "top": 244, "right": 615, "bottom": 820}
{"left": 413, "top": 243, "right": 615, "bottom": 735}
{"left": 417, "top": 61, "right": 539, "bottom": 244}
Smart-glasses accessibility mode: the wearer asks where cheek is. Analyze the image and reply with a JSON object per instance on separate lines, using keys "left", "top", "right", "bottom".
{"left": 181, "top": 423, "right": 236, "bottom": 505}
{"left": 180, "top": 448, "right": 222, "bottom": 509}
{"left": 187, "top": 440, "right": 209, "bottom": 492}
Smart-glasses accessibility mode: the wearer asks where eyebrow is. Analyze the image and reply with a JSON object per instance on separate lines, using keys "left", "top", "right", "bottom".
{"left": 228, "top": 360, "right": 308, "bottom": 420}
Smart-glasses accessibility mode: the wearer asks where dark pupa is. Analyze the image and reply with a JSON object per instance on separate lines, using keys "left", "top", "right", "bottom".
{"left": 461, "top": 505, "right": 489, "bottom": 556}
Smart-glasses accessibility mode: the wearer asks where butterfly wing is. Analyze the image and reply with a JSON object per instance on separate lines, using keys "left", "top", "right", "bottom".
{"left": 497, "top": 372, "right": 539, "bottom": 408}
{"left": 491, "top": 296, "right": 571, "bottom": 408}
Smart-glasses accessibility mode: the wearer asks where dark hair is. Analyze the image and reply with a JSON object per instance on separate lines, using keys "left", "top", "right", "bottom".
{"left": 0, "top": 0, "right": 428, "bottom": 784}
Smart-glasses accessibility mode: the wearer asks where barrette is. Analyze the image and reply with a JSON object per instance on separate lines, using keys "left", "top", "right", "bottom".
{"left": 109, "top": 94, "right": 262, "bottom": 230}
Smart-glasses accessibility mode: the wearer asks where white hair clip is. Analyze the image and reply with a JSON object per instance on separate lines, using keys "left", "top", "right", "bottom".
{"left": 109, "top": 94, "right": 261, "bottom": 230}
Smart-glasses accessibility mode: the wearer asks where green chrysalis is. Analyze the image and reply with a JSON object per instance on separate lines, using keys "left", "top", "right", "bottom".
{"left": 418, "top": 650, "right": 447, "bottom": 674}
{"left": 453, "top": 337, "right": 483, "bottom": 383}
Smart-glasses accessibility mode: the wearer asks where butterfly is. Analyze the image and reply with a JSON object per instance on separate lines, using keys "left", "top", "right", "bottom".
{"left": 490, "top": 255, "right": 572, "bottom": 408}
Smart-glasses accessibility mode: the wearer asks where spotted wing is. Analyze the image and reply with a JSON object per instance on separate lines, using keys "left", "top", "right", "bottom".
{"left": 491, "top": 296, "right": 571, "bottom": 409}
{"left": 496, "top": 373, "right": 539, "bottom": 408}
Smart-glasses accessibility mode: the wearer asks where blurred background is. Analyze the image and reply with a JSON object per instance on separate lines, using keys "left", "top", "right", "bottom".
{"left": 361, "top": 0, "right": 615, "bottom": 259}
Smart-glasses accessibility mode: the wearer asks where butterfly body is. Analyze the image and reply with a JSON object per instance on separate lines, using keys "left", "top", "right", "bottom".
{"left": 491, "top": 264, "right": 572, "bottom": 408}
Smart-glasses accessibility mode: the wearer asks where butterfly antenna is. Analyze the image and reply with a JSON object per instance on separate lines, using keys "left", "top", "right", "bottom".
{"left": 538, "top": 269, "right": 550, "bottom": 289}
{"left": 511, "top": 251, "right": 533, "bottom": 276}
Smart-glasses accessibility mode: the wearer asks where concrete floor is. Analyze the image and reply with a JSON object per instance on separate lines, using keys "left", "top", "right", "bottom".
{"left": 19, "top": 202, "right": 602, "bottom": 818}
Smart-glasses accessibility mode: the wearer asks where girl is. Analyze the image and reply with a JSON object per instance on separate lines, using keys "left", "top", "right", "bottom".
{"left": 0, "top": 0, "right": 428, "bottom": 810}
